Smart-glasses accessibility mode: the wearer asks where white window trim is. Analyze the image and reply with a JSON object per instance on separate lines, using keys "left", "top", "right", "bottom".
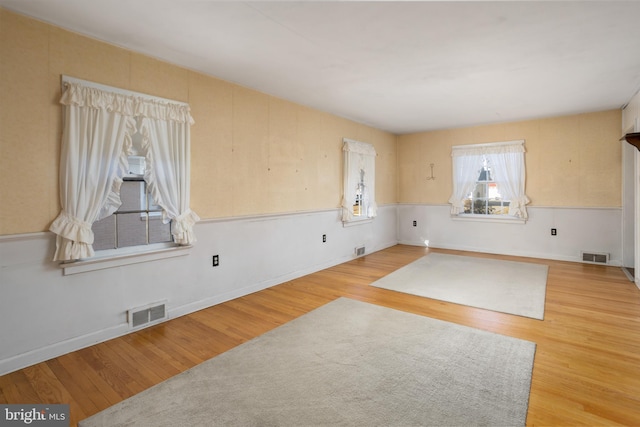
{"left": 60, "top": 243, "right": 191, "bottom": 275}
{"left": 452, "top": 214, "right": 526, "bottom": 224}
{"left": 342, "top": 218, "right": 374, "bottom": 227}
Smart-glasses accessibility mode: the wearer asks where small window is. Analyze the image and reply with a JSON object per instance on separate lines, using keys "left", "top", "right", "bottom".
{"left": 464, "top": 156, "right": 510, "bottom": 215}
{"left": 92, "top": 178, "right": 172, "bottom": 250}
{"left": 353, "top": 169, "right": 366, "bottom": 216}
{"left": 342, "top": 138, "right": 377, "bottom": 224}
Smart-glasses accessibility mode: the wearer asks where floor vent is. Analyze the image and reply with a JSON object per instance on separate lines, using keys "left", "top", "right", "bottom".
{"left": 355, "top": 246, "right": 365, "bottom": 257}
{"left": 128, "top": 301, "right": 168, "bottom": 329}
{"left": 581, "top": 251, "right": 609, "bottom": 265}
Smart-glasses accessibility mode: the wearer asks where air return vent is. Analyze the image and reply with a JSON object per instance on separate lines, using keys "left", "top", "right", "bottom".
{"left": 355, "top": 246, "right": 365, "bottom": 257}
{"left": 581, "top": 251, "right": 609, "bottom": 265}
{"left": 128, "top": 301, "right": 168, "bottom": 329}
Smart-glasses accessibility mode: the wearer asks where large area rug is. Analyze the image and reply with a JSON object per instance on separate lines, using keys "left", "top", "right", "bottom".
{"left": 370, "top": 253, "right": 549, "bottom": 319}
{"left": 79, "top": 298, "right": 536, "bottom": 427}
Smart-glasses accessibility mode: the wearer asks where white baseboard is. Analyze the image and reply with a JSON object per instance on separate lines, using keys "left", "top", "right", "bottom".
{"left": 423, "top": 240, "right": 622, "bottom": 266}
{"left": 0, "top": 324, "right": 129, "bottom": 376}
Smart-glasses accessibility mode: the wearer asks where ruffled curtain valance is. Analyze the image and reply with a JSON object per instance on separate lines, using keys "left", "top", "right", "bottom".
{"left": 451, "top": 140, "right": 525, "bottom": 157}
{"left": 60, "top": 82, "right": 195, "bottom": 125}
{"left": 343, "top": 139, "right": 377, "bottom": 156}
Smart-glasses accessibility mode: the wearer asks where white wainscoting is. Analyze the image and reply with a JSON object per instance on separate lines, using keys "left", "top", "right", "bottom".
{"left": 397, "top": 204, "right": 622, "bottom": 265}
{"left": 0, "top": 203, "right": 624, "bottom": 375}
{"left": 0, "top": 206, "right": 398, "bottom": 376}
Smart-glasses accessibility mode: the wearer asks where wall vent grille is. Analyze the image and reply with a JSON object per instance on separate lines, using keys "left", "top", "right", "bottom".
{"left": 581, "top": 251, "right": 609, "bottom": 265}
{"left": 128, "top": 301, "right": 168, "bottom": 329}
{"left": 355, "top": 246, "right": 365, "bottom": 257}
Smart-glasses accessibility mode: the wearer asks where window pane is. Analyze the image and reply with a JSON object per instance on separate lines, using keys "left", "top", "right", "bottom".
{"left": 472, "top": 199, "right": 490, "bottom": 214}
{"left": 477, "top": 167, "right": 491, "bottom": 181}
{"left": 490, "top": 201, "right": 510, "bottom": 215}
{"left": 93, "top": 180, "right": 173, "bottom": 250}
{"left": 472, "top": 182, "right": 486, "bottom": 199}
{"left": 149, "top": 218, "right": 172, "bottom": 244}
{"left": 147, "top": 191, "right": 162, "bottom": 212}
{"left": 463, "top": 199, "right": 472, "bottom": 214}
{"left": 92, "top": 215, "right": 116, "bottom": 250}
{"left": 117, "top": 213, "right": 147, "bottom": 247}
{"left": 120, "top": 181, "right": 145, "bottom": 211}
{"left": 353, "top": 193, "right": 362, "bottom": 216}
{"left": 487, "top": 182, "right": 501, "bottom": 199}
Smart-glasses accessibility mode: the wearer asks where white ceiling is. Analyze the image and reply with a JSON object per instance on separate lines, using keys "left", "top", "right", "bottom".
{"left": 2, "top": 1, "right": 640, "bottom": 134}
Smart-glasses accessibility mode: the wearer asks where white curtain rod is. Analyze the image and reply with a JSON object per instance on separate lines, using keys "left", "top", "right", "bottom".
{"left": 61, "top": 75, "right": 189, "bottom": 107}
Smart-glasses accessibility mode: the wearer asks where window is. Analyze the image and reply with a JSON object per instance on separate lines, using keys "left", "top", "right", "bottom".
{"left": 353, "top": 169, "right": 366, "bottom": 216}
{"left": 342, "top": 138, "right": 377, "bottom": 224}
{"left": 49, "top": 76, "right": 199, "bottom": 262}
{"left": 464, "top": 156, "right": 510, "bottom": 215}
{"left": 449, "top": 140, "right": 529, "bottom": 220}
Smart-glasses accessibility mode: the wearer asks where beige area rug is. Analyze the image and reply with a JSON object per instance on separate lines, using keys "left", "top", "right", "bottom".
{"left": 80, "top": 298, "right": 536, "bottom": 427}
{"left": 370, "top": 253, "right": 549, "bottom": 320}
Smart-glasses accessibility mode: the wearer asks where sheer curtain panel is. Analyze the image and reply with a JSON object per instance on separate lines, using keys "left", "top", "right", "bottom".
{"left": 485, "top": 143, "right": 530, "bottom": 219}
{"left": 50, "top": 83, "right": 136, "bottom": 261}
{"left": 140, "top": 110, "right": 199, "bottom": 245}
{"left": 448, "top": 148, "right": 483, "bottom": 215}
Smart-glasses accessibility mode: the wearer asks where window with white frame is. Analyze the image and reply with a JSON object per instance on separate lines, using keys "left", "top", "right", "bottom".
{"left": 341, "top": 138, "right": 377, "bottom": 223}
{"left": 464, "top": 156, "right": 510, "bottom": 215}
{"left": 49, "top": 77, "right": 199, "bottom": 262}
{"left": 448, "top": 140, "right": 529, "bottom": 220}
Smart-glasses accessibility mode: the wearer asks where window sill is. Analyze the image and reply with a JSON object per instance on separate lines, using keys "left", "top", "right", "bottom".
{"left": 451, "top": 214, "right": 526, "bottom": 224}
{"left": 342, "top": 218, "right": 374, "bottom": 227}
{"left": 60, "top": 244, "right": 191, "bottom": 275}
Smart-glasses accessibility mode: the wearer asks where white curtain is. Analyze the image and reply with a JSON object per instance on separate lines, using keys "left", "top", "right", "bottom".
{"left": 341, "top": 139, "right": 377, "bottom": 222}
{"left": 486, "top": 144, "right": 530, "bottom": 219}
{"left": 50, "top": 83, "right": 136, "bottom": 261}
{"left": 448, "top": 148, "right": 483, "bottom": 215}
{"left": 448, "top": 140, "right": 529, "bottom": 218}
{"left": 140, "top": 111, "right": 200, "bottom": 245}
{"left": 50, "top": 80, "right": 198, "bottom": 261}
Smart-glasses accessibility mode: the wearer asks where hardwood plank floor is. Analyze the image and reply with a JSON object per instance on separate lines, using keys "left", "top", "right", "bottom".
{"left": 2, "top": 245, "right": 640, "bottom": 426}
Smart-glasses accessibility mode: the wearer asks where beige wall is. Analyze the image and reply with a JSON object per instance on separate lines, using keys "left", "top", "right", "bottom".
{"left": 398, "top": 109, "right": 622, "bottom": 207}
{"left": 0, "top": 8, "right": 623, "bottom": 235}
{"left": 0, "top": 9, "right": 397, "bottom": 235}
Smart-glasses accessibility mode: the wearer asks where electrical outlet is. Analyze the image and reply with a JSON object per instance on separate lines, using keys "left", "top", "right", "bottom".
{"left": 551, "top": 228, "right": 557, "bottom": 236}
{"left": 413, "top": 220, "right": 417, "bottom": 227}
{"left": 322, "top": 234, "right": 326, "bottom": 243}
{"left": 212, "top": 255, "right": 219, "bottom": 266}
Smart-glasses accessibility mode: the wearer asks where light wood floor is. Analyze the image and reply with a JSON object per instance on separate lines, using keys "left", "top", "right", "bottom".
{"left": 2, "top": 245, "right": 640, "bottom": 426}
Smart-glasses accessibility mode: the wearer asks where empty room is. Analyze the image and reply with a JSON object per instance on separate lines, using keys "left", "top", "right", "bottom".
{"left": 1, "top": 1, "right": 640, "bottom": 426}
